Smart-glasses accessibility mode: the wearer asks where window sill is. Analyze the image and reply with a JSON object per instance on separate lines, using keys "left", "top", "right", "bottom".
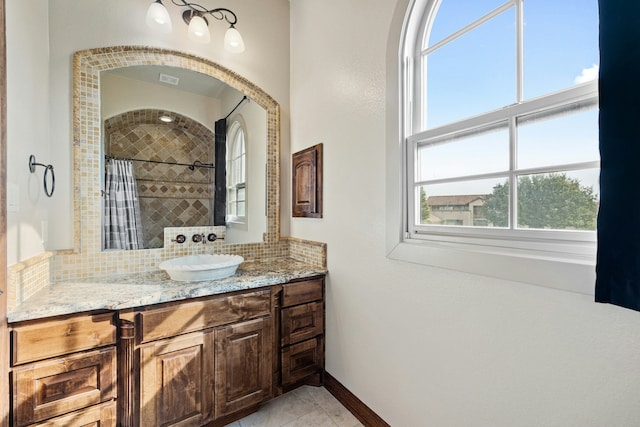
{"left": 226, "top": 219, "right": 248, "bottom": 233}
{"left": 387, "top": 238, "right": 596, "bottom": 295}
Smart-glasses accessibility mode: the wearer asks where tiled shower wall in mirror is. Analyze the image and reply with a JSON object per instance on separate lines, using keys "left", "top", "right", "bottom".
{"left": 105, "top": 109, "right": 214, "bottom": 249}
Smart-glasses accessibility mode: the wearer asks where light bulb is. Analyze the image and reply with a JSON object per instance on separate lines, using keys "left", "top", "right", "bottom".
{"left": 188, "top": 15, "right": 211, "bottom": 43}
{"left": 224, "top": 26, "right": 245, "bottom": 53}
{"left": 146, "top": 1, "right": 172, "bottom": 33}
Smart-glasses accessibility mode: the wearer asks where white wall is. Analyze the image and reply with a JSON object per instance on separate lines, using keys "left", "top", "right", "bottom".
{"left": 5, "top": 0, "right": 50, "bottom": 265}
{"left": 6, "top": 0, "right": 290, "bottom": 263}
{"left": 290, "top": 1, "right": 640, "bottom": 426}
{"left": 100, "top": 73, "right": 221, "bottom": 126}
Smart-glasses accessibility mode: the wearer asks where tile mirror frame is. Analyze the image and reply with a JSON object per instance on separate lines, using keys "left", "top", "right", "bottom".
{"left": 72, "top": 46, "right": 281, "bottom": 254}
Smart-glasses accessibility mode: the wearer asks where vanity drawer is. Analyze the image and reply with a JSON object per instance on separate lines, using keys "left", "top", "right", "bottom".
{"left": 138, "top": 289, "right": 271, "bottom": 343}
{"left": 281, "top": 337, "right": 324, "bottom": 386}
{"left": 11, "top": 312, "right": 117, "bottom": 366}
{"left": 30, "top": 401, "right": 116, "bottom": 427}
{"left": 281, "top": 301, "right": 323, "bottom": 346}
{"left": 12, "top": 347, "right": 116, "bottom": 427}
{"left": 281, "top": 277, "right": 324, "bottom": 308}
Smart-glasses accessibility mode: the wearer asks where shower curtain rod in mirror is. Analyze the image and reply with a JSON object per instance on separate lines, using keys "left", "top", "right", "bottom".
{"left": 224, "top": 95, "right": 249, "bottom": 120}
{"left": 105, "top": 155, "right": 215, "bottom": 170}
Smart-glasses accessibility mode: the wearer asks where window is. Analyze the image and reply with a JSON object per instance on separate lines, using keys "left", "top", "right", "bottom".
{"left": 403, "top": 0, "right": 599, "bottom": 260}
{"left": 227, "top": 121, "right": 246, "bottom": 223}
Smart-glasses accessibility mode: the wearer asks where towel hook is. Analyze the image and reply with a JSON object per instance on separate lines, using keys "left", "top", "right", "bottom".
{"left": 28, "top": 155, "right": 55, "bottom": 197}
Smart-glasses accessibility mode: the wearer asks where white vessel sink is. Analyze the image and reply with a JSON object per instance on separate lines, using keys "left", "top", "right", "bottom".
{"left": 159, "top": 254, "right": 244, "bottom": 282}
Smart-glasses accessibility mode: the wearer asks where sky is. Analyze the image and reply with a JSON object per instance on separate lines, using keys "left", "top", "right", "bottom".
{"left": 425, "top": 0, "right": 599, "bottom": 125}
{"left": 416, "top": 0, "right": 600, "bottom": 200}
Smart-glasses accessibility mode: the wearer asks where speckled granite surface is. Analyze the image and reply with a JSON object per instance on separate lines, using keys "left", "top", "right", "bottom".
{"left": 8, "top": 258, "right": 326, "bottom": 323}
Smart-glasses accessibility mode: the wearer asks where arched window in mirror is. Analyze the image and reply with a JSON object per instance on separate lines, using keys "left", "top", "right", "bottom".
{"left": 227, "top": 121, "right": 246, "bottom": 223}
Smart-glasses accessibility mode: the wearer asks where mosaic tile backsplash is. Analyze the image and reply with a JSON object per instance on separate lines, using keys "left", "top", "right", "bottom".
{"left": 7, "top": 252, "right": 53, "bottom": 311}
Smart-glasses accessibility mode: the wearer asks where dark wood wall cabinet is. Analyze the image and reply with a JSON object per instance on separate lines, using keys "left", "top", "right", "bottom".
{"left": 292, "top": 143, "right": 323, "bottom": 218}
{"left": 8, "top": 276, "right": 325, "bottom": 427}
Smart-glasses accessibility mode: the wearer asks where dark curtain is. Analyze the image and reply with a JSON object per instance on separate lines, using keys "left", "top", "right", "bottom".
{"left": 595, "top": 0, "right": 640, "bottom": 311}
{"left": 214, "top": 119, "right": 227, "bottom": 226}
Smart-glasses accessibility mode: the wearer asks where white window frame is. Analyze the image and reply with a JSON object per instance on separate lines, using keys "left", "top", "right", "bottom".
{"left": 226, "top": 120, "right": 247, "bottom": 225}
{"left": 396, "top": 0, "right": 599, "bottom": 293}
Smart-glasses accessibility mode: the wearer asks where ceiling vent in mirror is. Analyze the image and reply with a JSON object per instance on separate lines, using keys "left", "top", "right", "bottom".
{"left": 159, "top": 73, "right": 180, "bottom": 86}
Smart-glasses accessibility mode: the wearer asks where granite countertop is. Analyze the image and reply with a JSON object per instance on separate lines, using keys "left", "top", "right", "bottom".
{"left": 8, "top": 258, "right": 327, "bottom": 323}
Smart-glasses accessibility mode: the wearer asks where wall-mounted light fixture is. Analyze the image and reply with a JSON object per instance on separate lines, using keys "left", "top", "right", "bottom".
{"left": 145, "top": 0, "right": 245, "bottom": 53}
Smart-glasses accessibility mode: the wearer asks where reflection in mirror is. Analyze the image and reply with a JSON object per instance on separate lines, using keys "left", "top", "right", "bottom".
{"left": 99, "top": 65, "right": 267, "bottom": 250}
{"left": 72, "top": 47, "right": 280, "bottom": 256}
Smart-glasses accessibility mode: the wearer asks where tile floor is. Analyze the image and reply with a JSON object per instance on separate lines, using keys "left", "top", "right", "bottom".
{"left": 227, "top": 386, "right": 364, "bottom": 427}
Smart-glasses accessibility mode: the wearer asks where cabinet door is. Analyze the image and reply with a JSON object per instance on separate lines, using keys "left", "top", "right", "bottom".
{"left": 292, "top": 143, "right": 323, "bottom": 218}
{"left": 140, "top": 331, "right": 214, "bottom": 426}
{"left": 214, "top": 317, "right": 272, "bottom": 417}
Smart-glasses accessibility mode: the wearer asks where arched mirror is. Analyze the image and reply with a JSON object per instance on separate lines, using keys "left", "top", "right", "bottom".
{"left": 73, "top": 46, "right": 280, "bottom": 254}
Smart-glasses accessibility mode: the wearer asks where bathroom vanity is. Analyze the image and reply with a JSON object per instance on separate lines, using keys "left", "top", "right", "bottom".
{"left": 8, "top": 261, "right": 326, "bottom": 427}
{"left": 5, "top": 45, "right": 329, "bottom": 427}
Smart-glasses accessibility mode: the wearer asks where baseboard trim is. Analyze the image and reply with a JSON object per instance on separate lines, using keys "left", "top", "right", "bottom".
{"left": 324, "top": 372, "right": 390, "bottom": 427}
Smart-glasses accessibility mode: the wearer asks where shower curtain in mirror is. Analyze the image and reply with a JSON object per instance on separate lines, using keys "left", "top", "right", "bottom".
{"left": 103, "top": 158, "right": 144, "bottom": 250}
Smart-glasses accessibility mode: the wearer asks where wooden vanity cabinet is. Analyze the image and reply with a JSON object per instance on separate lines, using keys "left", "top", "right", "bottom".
{"left": 9, "top": 312, "right": 118, "bottom": 427}
{"left": 279, "top": 277, "right": 325, "bottom": 387}
{"left": 126, "top": 288, "right": 274, "bottom": 427}
{"left": 8, "top": 276, "right": 326, "bottom": 426}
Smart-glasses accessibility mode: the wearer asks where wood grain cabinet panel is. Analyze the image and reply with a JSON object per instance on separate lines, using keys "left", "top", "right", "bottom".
{"left": 281, "top": 337, "right": 323, "bottom": 386}
{"left": 292, "top": 143, "right": 323, "bottom": 218}
{"left": 281, "top": 301, "right": 323, "bottom": 347}
{"left": 139, "top": 330, "right": 215, "bottom": 427}
{"left": 138, "top": 290, "right": 271, "bottom": 343}
{"left": 282, "top": 278, "right": 323, "bottom": 308}
{"left": 132, "top": 290, "right": 278, "bottom": 426}
{"left": 12, "top": 347, "right": 116, "bottom": 427}
{"left": 31, "top": 401, "right": 116, "bottom": 427}
{"left": 214, "top": 317, "right": 272, "bottom": 418}
{"left": 11, "top": 313, "right": 116, "bottom": 365}
{"left": 279, "top": 277, "right": 325, "bottom": 388}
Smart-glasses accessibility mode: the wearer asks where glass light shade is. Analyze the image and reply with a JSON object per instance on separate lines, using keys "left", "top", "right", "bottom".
{"left": 146, "top": 1, "right": 172, "bottom": 33}
{"left": 224, "top": 26, "right": 245, "bottom": 53}
{"left": 188, "top": 15, "right": 211, "bottom": 43}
